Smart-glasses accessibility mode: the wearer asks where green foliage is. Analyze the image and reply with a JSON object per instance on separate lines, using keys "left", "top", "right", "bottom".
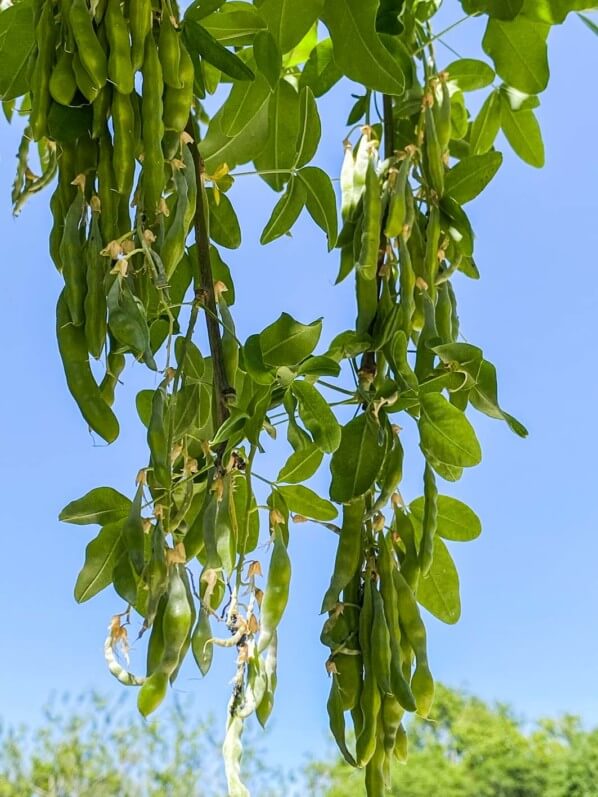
{"left": 308, "top": 684, "right": 598, "bottom": 797}
{"left": 0, "top": 0, "right": 592, "bottom": 794}
{"left": 0, "top": 693, "right": 288, "bottom": 796}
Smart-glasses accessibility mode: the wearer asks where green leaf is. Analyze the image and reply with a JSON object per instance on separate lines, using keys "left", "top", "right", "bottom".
{"left": 445, "top": 152, "right": 503, "bottom": 204}
{"left": 206, "top": 189, "right": 242, "bottom": 248}
{"left": 254, "top": 79, "right": 301, "bottom": 191}
{"left": 419, "top": 393, "right": 482, "bottom": 468}
{"left": 74, "top": 520, "right": 125, "bottom": 603}
{"left": 277, "top": 485, "right": 337, "bottom": 521}
{"left": 243, "top": 334, "right": 275, "bottom": 384}
{"left": 183, "top": 19, "right": 255, "bottom": 80}
{"left": 201, "top": 84, "right": 270, "bottom": 172}
{"left": 253, "top": 29, "right": 282, "bottom": 88}
{"left": 416, "top": 537, "right": 461, "bottom": 624}
{"left": 410, "top": 495, "right": 482, "bottom": 541}
{"left": 260, "top": 175, "right": 307, "bottom": 244}
{"left": 220, "top": 74, "right": 272, "bottom": 137}
{"left": 60, "top": 487, "right": 132, "bottom": 526}
{"left": 526, "top": 1, "right": 594, "bottom": 24}
{"left": 296, "top": 355, "right": 341, "bottom": 378}
{"left": 277, "top": 444, "right": 324, "bottom": 483}
{"left": 135, "top": 389, "right": 153, "bottom": 428}
{"left": 499, "top": 95, "right": 545, "bottom": 167}
{"left": 469, "top": 90, "right": 502, "bottom": 155}
{"left": 321, "top": 0, "right": 405, "bottom": 95}
{"left": 200, "top": 3, "right": 267, "bottom": 46}
{"left": 470, "top": 359, "right": 528, "bottom": 437}
{"left": 175, "top": 337, "right": 205, "bottom": 381}
{"left": 292, "top": 380, "right": 341, "bottom": 452}
{"left": 259, "top": 0, "right": 324, "bottom": 53}
{"left": 482, "top": 16, "right": 550, "bottom": 95}
{"left": 295, "top": 87, "right": 321, "bottom": 168}
{"left": 260, "top": 312, "right": 322, "bottom": 366}
{"left": 445, "top": 58, "right": 495, "bottom": 91}
{"left": 330, "top": 413, "right": 385, "bottom": 503}
{"left": 282, "top": 23, "right": 318, "bottom": 67}
{"left": 185, "top": 0, "right": 226, "bottom": 20}
{"left": 211, "top": 411, "right": 249, "bottom": 446}
{"left": 0, "top": 0, "right": 34, "bottom": 101}
{"left": 297, "top": 166, "right": 338, "bottom": 249}
{"left": 299, "top": 38, "right": 342, "bottom": 97}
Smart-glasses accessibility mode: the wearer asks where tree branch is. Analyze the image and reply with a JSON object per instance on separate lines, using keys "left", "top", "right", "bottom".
{"left": 185, "top": 117, "right": 232, "bottom": 436}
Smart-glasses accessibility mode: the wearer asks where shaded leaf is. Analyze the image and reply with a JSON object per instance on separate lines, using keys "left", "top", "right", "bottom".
{"left": 330, "top": 413, "right": 385, "bottom": 503}
{"left": 206, "top": 189, "right": 242, "bottom": 248}
{"left": 470, "top": 90, "right": 502, "bottom": 155}
{"left": 321, "top": 0, "right": 405, "bottom": 94}
{"left": 297, "top": 166, "right": 338, "bottom": 249}
{"left": 292, "top": 380, "right": 341, "bottom": 452}
{"left": 260, "top": 175, "right": 307, "bottom": 244}
{"left": 445, "top": 151, "right": 503, "bottom": 204}
{"left": 74, "top": 520, "right": 125, "bottom": 602}
{"left": 254, "top": 78, "right": 301, "bottom": 191}
{"left": 299, "top": 38, "right": 342, "bottom": 97}
{"left": 259, "top": 0, "right": 324, "bottom": 53}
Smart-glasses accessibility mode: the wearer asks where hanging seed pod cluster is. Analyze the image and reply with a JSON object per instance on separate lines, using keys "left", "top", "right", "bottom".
{"left": 1, "top": 0, "right": 576, "bottom": 792}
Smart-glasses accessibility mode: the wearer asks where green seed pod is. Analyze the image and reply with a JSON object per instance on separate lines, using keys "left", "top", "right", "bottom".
{"left": 56, "top": 290, "right": 119, "bottom": 442}
{"left": 112, "top": 89, "right": 136, "bottom": 198}
{"left": 30, "top": 3, "right": 57, "bottom": 140}
{"left": 158, "top": 3, "right": 182, "bottom": 88}
{"left": 419, "top": 463, "right": 438, "bottom": 577}
{"left": 146, "top": 595, "right": 166, "bottom": 675}
{"left": 258, "top": 525, "right": 291, "bottom": 653}
{"left": 385, "top": 152, "right": 412, "bottom": 238}
{"left": 424, "top": 103, "right": 445, "bottom": 197}
{"left": 394, "top": 570, "right": 434, "bottom": 718}
{"left": 137, "top": 670, "right": 168, "bottom": 717}
{"left": 358, "top": 158, "right": 381, "bottom": 281}
{"left": 321, "top": 497, "right": 364, "bottom": 614}
{"left": 147, "top": 385, "right": 170, "bottom": 488}
{"left": 160, "top": 565, "right": 193, "bottom": 675}
{"left": 105, "top": 0, "right": 134, "bottom": 93}
{"left": 129, "top": 0, "right": 152, "bottom": 72}
{"left": 83, "top": 206, "right": 107, "bottom": 358}
{"left": 49, "top": 47, "right": 77, "bottom": 106}
{"left": 162, "top": 41, "right": 194, "bottom": 132}
{"left": 60, "top": 189, "right": 86, "bottom": 327}
{"left": 191, "top": 607, "right": 214, "bottom": 675}
{"left": 99, "top": 348, "right": 125, "bottom": 406}
{"left": 92, "top": 84, "right": 112, "bottom": 139}
{"left": 141, "top": 35, "right": 165, "bottom": 218}
{"left": 72, "top": 51, "right": 100, "bottom": 103}
{"left": 69, "top": 0, "right": 108, "bottom": 89}
{"left": 327, "top": 676, "right": 357, "bottom": 767}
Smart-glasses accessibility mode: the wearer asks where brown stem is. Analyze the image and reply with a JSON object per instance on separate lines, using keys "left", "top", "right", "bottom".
{"left": 185, "top": 117, "right": 232, "bottom": 436}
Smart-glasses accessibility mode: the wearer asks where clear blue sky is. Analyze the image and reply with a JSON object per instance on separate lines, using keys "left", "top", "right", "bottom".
{"left": 1, "top": 7, "right": 597, "bottom": 780}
